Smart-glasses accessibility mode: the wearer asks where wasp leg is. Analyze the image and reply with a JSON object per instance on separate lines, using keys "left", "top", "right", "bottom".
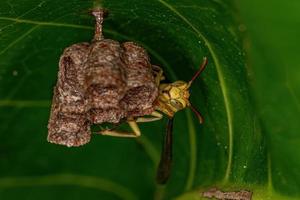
{"left": 99, "top": 118, "right": 141, "bottom": 137}
{"left": 136, "top": 111, "right": 163, "bottom": 122}
{"left": 152, "top": 65, "right": 165, "bottom": 86}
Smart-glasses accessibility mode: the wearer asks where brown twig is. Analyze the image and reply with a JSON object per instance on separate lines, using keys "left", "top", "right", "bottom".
{"left": 202, "top": 188, "right": 252, "bottom": 200}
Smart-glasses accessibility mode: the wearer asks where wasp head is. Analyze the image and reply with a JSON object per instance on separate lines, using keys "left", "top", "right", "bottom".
{"left": 158, "top": 81, "right": 191, "bottom": 113}
{"left": 155, "top": 57, "right": 208, "bottom": 123}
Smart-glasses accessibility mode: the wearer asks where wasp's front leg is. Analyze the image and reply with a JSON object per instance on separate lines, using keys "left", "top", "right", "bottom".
{"left": 98, "top": 118, "right": 141, "bottom": 137}
{"left": 136, "top": 111, "right": 163, "bottom": 122}
{"left": 152, "top": 65, "right": 165, "bottom": 86}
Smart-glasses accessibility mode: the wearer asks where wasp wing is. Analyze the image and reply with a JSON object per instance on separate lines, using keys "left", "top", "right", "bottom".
{"left": 156, "top": 117, "right": 174, "bottom": 184}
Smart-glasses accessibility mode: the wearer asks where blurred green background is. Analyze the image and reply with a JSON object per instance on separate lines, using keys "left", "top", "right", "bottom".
{"left": 0, "top": 0, "right": 299, "bottom": 200}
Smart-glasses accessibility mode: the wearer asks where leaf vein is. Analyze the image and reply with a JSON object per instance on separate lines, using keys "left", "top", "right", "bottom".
{"left": 0, "top": 17, "right": 92, "bottom": 30}
{"left": 0, "top": 25, "right": 39, "bottom": 55}
{"left": 0, "top": 174, "right": 138, "bottom": 200}
{"left": 0, "top": 100, "right": 51, "bottom": 107}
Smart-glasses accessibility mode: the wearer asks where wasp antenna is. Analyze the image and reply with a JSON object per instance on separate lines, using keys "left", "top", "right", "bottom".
{"left": 189, "top": 104, "right": 204, "bottom": 124}
{"left": 156, "top": 117, "right": 174, "bottom": 184}
{"left": 91, "top": 8, "right": 107, "bottom": 41}
{"left": 188, "top": 57, "right": 208, "bottom": 86}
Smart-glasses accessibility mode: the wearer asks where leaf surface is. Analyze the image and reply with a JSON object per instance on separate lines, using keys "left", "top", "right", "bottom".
{"left": 0, "top": 0, "right": 298, "bottom": 199}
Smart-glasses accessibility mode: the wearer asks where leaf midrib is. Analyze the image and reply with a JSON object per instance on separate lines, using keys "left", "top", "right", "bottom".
{"left": 157, "top": 0, "right": 234, "bottom": 184}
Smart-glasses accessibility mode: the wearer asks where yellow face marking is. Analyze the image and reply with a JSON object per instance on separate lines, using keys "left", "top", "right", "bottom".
{"left": 156, "top": 80, "right": 192, "bottom": 117}
{"left": 169, "top": 87, "right": 181, "bottom": 99}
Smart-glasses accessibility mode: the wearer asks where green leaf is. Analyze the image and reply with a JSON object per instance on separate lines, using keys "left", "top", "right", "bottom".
{"left": 0, "top": 0, "right": 298, "bottom": 200}
{"left": 238, "top": 0, "right": 300, "bottom": 198}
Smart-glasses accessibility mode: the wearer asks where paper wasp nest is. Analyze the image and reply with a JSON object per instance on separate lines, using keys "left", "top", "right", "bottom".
{"left": 47, "top": 43, "right": 91, "bottom": 147}
{"left": 47, "top": 19, "right": 158, "bottom": 146}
